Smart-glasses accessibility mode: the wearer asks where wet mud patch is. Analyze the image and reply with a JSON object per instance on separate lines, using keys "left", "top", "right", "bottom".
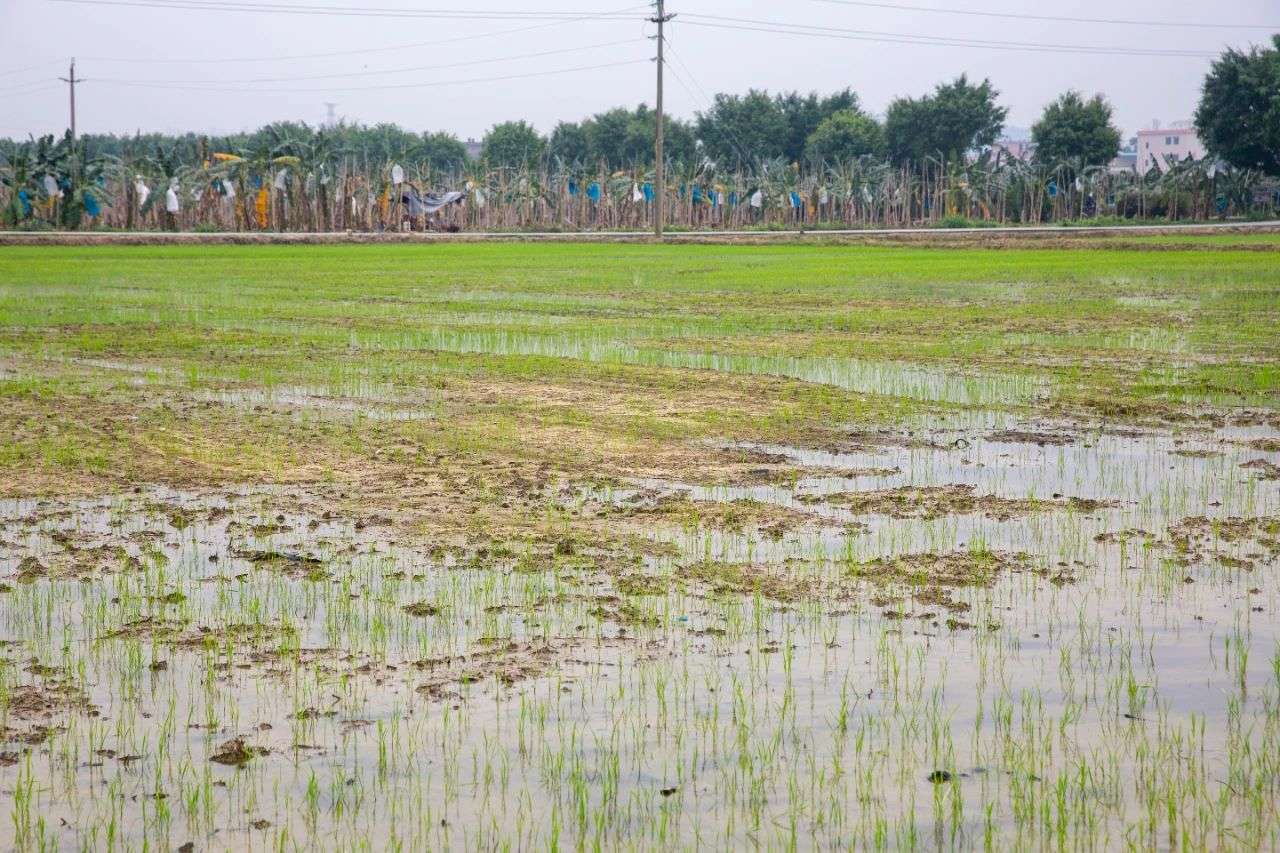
{"left": 802, "top": 485, "right": 1116, "bottom": 521}
{"left": 0, "top": 672, "right": 99, "bottom": 746}
{"left": 606, "top": 492, "right": 849, "bottom": 540}
{"left": 1242, "top": 459, "right": 1280, "bottom": 481}
{"left": 984, "top": 428, "right": 1079, "bottom": 447}
{"left": 412, "top": 636, "right": 664, "bottom": 702}
{"left": 848, "top": 549, "right": 1040, "bottom": 588}
{"left": 1166, "top": 515, "right": 1280, "bottom": 569}
{"left": 851, "top": 549, "right": 1049, "bottom": 621}
{"left": 1095, "top": 514, "right": 1280, "bottom": 571}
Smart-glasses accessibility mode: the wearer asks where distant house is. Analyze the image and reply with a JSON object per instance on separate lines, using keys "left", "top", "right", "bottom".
{"left": 1135, "top": 124, "right": 1206, "bottom": 175}
{"left": 995, "top": 138, "right": 1033, "bottom": 162}
{"left": 1109, "top": 137, "right": 1138, "bottom": 174}
{"left": 464, "top": 137, "right": 483, "bottom": 160}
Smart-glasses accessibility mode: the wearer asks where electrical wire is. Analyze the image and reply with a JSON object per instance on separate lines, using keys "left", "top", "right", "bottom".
{"left": 51, "top": 0, "right": 640, "bottom": 20}
{"left": 663, "top": 37, "right": 758, "bottom": 168}
{"left": 678, "top": 14, "right": 1219, "bottom": 58}
{"left": 96, "top": 39, "right": 637, "bottom": 84}
{"left": 0, "top": 75, "right": 60, "bottom": 94}
{"left": 91, "top": 57, "right": 649, "bottom": 93}
{"left": 0, "top": 83, "right": 63, "bottom": 98}
{"left": 804, "top": 0, "right": 1279, "bottom": 31}
{"left": 0, "top": 61, "right": 63, "bottom": 79}
{"left": 76, "top": 5, "right": 646, "bottom": 64}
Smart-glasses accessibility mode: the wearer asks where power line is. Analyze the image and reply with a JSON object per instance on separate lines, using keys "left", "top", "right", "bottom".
{"left": 663, "top": 39, "right": 756, "bottom": 167}
{"left": 678, "top": 14, "right": 1219, "bottom": 58}
{"left": 805, "top": 0, "right": 1280, "bottom": 31}
{"left": 0, "top": 83, "right": 63, "bottom": 99}
{"left": 76, "top": 5, "right": 646, "bottom": 64}
{"left": 91, "top": 57, "right": 649, "bottom": 93}
{"left": 97, "top": 39, "right": 637, "bottom": 84}
{"left": 51, "top": 0, "right": 641, "bottom": 20}
{"left": 0, "top": 61, "right": 62, "bottom": 79}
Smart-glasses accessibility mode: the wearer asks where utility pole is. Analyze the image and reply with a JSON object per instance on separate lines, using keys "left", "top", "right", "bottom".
{"left": 59, "top": 58, "right": 85, "bottom": 179}
{"left": 650, "top": 0, "right": 673, "bottom": 239}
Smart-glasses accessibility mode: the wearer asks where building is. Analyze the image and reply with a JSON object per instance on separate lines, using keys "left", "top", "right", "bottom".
{"left": 1135, "top": 123, "right": 1206, "bottom": 175}
{"left": 1109, "top": 137, "right": 1138, "bottom": 174}
{"left": 995, "top": 138, "right": 1034, "bottom": 162}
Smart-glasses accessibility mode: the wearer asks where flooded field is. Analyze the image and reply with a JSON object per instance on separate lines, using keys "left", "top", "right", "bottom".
{"left": 1, "top": 240, "right": 1279, "bottom": 849}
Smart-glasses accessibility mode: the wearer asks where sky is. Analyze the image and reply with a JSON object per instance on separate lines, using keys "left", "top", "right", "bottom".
{"left": 1, "top": 0, "right": 1276, "bottom": 143}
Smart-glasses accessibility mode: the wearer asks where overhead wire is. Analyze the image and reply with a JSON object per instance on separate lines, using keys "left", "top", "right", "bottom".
{"left": 662, "top": 33, "right": 758, "bottom": 169}
{"left": 677, "top": 14, "right": 1220, "bottom": 58}
{"left": 91, "top": 57, "right": 650, "bottom": 93}
{"left": 95, "top": 39, "right": 638, "bottom": 84}
{"left": 0, "top": 61, "right": 64, "bottom": 79}
{"left": 803, "top": 0, "right": 1279, "bottom": 31}
{"left": 75, "top": 5, "right": 646, "bottom": 64}
{"left": 50, "top": 0, "right": 641, "bottom": 20}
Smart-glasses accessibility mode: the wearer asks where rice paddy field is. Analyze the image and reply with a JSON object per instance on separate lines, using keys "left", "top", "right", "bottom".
{"left": 1, "top": 237, "right": 1280, "bottom": 850}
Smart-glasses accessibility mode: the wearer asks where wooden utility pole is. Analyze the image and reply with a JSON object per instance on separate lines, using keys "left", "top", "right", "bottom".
{"left": 59, "top": 58, "right": 85, "bottom": 179}
{"left": 650, "top": 1, "right": 673, "bottom": 239}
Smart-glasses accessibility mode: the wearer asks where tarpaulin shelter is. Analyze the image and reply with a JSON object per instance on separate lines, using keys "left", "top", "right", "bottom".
{"left": 399, "top": 188, "right": 466, "bottom": 218}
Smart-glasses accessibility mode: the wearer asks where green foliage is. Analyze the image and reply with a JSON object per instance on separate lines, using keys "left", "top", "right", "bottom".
{"left": 418, "top": 132, "right": 469, "bottom": 174}
{"left": 777, "top": 89, "right": 862, "bottom": 163}
{"left": 548, "top": 121, "right": 590, "bottom": 164}
{"left": 696, "top": 89, "right": 860, "bottom": 167}
{"left": 481, "top": 120, "right": 546, "bottom": 170}
{"left": 697, "top": 89, "right": 788, "bottom": 168}
{"left": 1031, "top": 91, "right": 1122, "bottom": 168}
{"left": 884, "top": 74, "right": 1008, "bottom": 165}
{"left": 933, "top": 214, "right": 996, "bottom": 229}
{"left": 804, "top": 110, "right": 885, "bottom": 164}
{"left": 548, "top": 106, "right": 695, "bottom": 169}
{"left": 1195, "top": 35, "right": 1280, "bottom": 176}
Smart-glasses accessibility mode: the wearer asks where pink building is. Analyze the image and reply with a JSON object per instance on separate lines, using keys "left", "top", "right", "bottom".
{"left": 1136, "top": 125, "right": 1206, "bottom": 175}
{"left": 996, "top": 138, "right": 1034, "bottom": 162}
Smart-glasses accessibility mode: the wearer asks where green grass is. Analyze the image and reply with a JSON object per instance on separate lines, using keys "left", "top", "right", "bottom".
{"left": 0, "top": 239, "right": 1275, "bottom": 490}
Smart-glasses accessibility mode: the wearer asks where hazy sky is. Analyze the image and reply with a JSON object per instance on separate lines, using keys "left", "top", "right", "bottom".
{"left": 2, "top": 0, "right": 1275, "bottom": 142}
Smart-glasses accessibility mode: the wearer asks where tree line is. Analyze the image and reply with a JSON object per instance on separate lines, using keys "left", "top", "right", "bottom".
{"left": 2, "top": 37, "right": 1278, "bottom": 231}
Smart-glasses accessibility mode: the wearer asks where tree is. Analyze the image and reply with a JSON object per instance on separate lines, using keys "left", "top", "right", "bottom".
{"left": 1195, "top": 35, "right": 1280, "bottom": 176}
{"left": 884, "top": 74, "right": 1008, "bottom": 164}
{"left": 696, "top": 89, "right": 788, "bottom": 168}
{"left": 548, "top": 121, "right": 590, "bottom": 164}
{"left": 1031, "top": 91, "right": 1122, "bottom": 168}
{"left": 481, "top": 121, "right": 545, "bottom": 169}
{"left": 778, "top": 89, "right": 861, "bottom": 163}
{"left": 804, "top": 110, "right": 885, "bottom": 164}
{"left": 585, "top": 107, "right": 640, "bottom": 167}
{"left": 418, "top": 132, "right": 469, "bottom": 174}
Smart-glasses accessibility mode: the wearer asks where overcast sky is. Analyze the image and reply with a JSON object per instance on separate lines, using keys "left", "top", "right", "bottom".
{"left": 2, "top": 0, "right": 1275, "bottom": 143}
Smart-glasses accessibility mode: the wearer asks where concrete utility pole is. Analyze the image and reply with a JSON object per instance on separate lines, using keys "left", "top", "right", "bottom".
{"left": 59, "top": 58, "right": 85, "bottom": 178}
{"left": 650, "top": 0, "right": 674, "bottom": 239}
